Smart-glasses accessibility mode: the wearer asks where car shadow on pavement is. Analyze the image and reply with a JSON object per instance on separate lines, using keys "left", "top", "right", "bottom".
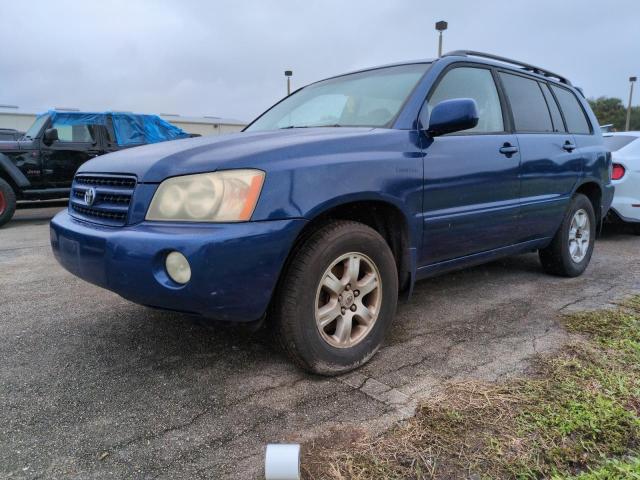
{"left": 61, "top": 251, "right": 551, "bottom": 391}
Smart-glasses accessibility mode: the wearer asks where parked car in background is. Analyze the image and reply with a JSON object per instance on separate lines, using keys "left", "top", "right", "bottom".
{"left": 0, "top": 111, "right": 189, "bottom": 226}
{"left": 604, "top": 132, "right": 640, "bottom": 234}
{"left": 0, "top": 128, "right": 25, "bottom": 141}
{"left": 51, "top": 51, "right": 613, "bottom": 374}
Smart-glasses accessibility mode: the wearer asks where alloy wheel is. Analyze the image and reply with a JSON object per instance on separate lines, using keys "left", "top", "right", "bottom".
{"left": 568, "top": 208, "right": 590, "bottom": 263}
{"left": 314, "top": 252, "right": 382, "bottom": 348}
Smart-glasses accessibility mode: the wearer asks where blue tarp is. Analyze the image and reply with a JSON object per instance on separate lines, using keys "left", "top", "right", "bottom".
{"left": 43, "top": 110, "right": 189, "bottom": 146}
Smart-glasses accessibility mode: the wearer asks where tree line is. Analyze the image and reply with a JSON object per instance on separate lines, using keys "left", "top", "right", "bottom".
{"left": 588, "top": 96, "right": 640, "bottom": 131}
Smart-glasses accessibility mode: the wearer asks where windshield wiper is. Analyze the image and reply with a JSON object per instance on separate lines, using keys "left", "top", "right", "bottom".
{"left": 279, "top": 124, "right": 348, "bottom": 129}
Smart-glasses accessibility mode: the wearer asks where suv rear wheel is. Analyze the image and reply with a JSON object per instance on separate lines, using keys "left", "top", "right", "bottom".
{"left": 273, "top": 221, "right": 398, "bottom": 375}
{"left": 0, "top": 178, "right": 17, "bottom": 227}
{"left": 539, "top": 193, "right": 595, "bottom": 277}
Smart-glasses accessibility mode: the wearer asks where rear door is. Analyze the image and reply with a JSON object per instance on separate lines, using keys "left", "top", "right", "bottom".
{"left": 550, "top": 84, "right": 601, "bottom": 178}
{"left": 420, "top": 65, "right": 522, "bottom": 265}
{"left": 41, "top": 120, "right": 103, "bottom": 187}
{"left": 497, "top": 72, "right": 581, "bottom": 241}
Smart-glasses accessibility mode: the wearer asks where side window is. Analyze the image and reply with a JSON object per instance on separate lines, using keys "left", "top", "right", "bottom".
{"left": 51, "top": 122, "right": 96, "bottom": 143}
{"left": 550, "top": 85, "right": 592, "bottom": 134}
{"left": 499, "top": 72, "right": 553, "bottom": 133}
{"left": 539, "top": 83, "right": 566, "bottom": 132}
{"left": 423, "top": 67, "right": 504, "bottom": 133}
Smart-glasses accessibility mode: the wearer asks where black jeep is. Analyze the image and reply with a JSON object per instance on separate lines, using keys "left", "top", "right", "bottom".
{"left": 0, "top": 111, "right": 189, "bottom": 226}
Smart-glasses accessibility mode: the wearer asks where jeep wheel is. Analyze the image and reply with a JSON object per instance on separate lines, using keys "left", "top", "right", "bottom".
{"left": 273, "top": 221, "right": 398, "bottom": 375}
{"left": 539, "top": 193, "right": 596, "bottom": 277}
{"left": 0, "top": 178, "right": 17, "bottom": 228}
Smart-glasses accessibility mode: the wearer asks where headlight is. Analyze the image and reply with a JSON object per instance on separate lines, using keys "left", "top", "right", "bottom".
{"left": 146, "top": 170, "right": 265, "bottom": 222}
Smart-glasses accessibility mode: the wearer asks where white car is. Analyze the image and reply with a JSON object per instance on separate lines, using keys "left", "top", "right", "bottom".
{"left": 604, "top": 132, "right": 640, "bottom": 234}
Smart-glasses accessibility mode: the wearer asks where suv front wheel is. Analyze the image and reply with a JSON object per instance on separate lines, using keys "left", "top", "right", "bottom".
{"left": 273, "top": 221, "right": 398, "bottom": 375}
{"left": 0, "top": 178, "right": 17, "bottom": 227}
{"left": 539, "top": 193, "right": 596, "bottom": 277}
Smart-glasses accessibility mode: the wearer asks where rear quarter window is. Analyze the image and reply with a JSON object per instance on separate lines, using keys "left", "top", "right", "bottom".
{"left": 550, "top": 85, "right": 592, "bottom": 135}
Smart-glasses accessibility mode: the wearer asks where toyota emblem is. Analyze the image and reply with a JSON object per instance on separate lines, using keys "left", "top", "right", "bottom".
{"left": 84, "top": 187, "right": 96, "bottom": 207}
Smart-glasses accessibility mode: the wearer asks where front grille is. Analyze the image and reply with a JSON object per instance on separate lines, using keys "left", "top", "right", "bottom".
{"left": 69, "top": 174, "right": 137, "bottom": 226}
{"left": 74, "top": 175, "right": 137, "bottom": 189}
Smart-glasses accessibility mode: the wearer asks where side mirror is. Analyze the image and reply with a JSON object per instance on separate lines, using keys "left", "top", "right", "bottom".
{"left": 426, "top": 98, "right": 479, "bottom": 136}
{"left": 43, "top": 128, "right": 59, "bottom": 145}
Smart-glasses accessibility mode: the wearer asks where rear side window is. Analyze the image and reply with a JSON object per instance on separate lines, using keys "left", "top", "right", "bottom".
{"left": 499, "top": 72, "right": 553, "bottom": 133}
{"left": 539, "top": 83, "right": 566, "bottom": 132}
{"left": 425, "top": 67, "right": 504, "bottom": 133}
{"left": 550, "top": 85, "right": 592, "bottom": 134}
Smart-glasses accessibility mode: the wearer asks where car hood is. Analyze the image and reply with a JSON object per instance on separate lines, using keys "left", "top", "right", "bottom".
{"left": 78, "top": 127, "right": 375, "bottom": 183}
{"left": 0, "top": 140, "right": 21, "bottom": 151}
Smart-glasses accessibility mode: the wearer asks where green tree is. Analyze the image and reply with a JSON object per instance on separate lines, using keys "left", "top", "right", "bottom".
{"left": 588, "top": 96, "right": 640, "bottom": 131}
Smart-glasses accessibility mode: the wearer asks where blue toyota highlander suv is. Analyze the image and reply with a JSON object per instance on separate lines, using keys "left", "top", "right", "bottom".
{"left": 50, "top": 51, "right": 614, "bottom": 375}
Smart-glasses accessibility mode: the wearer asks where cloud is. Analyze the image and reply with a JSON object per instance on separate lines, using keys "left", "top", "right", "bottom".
{"left": 1, "top": 0, "right": 638, "bottom": 122}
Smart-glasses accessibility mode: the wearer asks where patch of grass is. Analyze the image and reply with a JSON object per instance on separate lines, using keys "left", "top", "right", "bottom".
{"left": 304, "top": 296, "right": 640, "bottom": 479}
{"left": 555, "top": 456, "right": 640, "bottom": 479}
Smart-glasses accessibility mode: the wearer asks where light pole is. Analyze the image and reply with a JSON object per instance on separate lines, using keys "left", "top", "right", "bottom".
{"left": 626, "top": 76, "right": 637, "bottom": 131}
{"left": 285, "top": 70, "right": 293, "bottom": 96}
{"left": 435, "top": 20, "right": 448, "bottom": 58}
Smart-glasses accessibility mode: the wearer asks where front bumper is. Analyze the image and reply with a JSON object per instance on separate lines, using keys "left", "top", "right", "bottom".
{"left": 50, "top": 210, "right": 307, "bottom": 322}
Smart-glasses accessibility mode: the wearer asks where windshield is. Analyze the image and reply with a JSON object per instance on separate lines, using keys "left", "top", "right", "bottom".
{"left": 23, "top": 114, "right": 49, "bottom": 140}
{"left": 603, "top": 135, "right": 638, "bottom": 152}
{"left": 246, "top": 63, "right": 430, "bottom": 132}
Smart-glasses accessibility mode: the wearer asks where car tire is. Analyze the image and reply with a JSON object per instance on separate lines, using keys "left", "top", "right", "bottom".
{"left": 0, "top": 178, "right": 17, "bottom": 228}
{"left": 631, "top": 223, "right": 640, "bottom": 236}
{"left": 272, "top": 220, "right": 398, "bottom": 376}
{"left": 539, "top": 193, "right": 596, "bottom": 277}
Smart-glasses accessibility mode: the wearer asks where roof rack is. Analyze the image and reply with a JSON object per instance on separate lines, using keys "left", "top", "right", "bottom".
{"left": 442, "top": 50, "right": 571, "bottom": 85}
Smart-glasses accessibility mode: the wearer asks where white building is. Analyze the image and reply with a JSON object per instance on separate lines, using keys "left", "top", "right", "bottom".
{"left": 0, "top": 105, "right": 247, "bottom": 136}
{"left": 159, "top": 114, "right": 247, "bottom": 136}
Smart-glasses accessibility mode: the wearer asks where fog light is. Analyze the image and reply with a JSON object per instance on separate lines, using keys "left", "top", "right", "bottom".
{"left": 165, "top": 251, "right": 191, "bottom": 284}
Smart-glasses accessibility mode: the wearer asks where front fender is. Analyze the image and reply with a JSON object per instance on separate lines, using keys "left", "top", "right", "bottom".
{"left": 251, "top": 129, "right": 424, "bottom": 247}
{"left": 0, "top": 153, "right": 30, "bottom": 188}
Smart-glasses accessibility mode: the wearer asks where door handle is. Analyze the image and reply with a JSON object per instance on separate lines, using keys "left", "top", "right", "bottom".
{"left": 563, "top": 140, "right": 576, "bottom": 152}
{"left": 499, "top": 143, "right": 519, "bottom": 157}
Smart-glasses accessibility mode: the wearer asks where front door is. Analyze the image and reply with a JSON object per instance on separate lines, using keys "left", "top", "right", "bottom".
{"left": 41, "top": 120, "right": 102, "bottom": 187}
{"left": 420, "top": 65, "right": 521, "bottom": 265}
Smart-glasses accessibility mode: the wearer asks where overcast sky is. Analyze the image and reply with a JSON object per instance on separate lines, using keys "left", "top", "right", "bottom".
{"left": 1, "top": 0, "right": 639, "bottom": 122}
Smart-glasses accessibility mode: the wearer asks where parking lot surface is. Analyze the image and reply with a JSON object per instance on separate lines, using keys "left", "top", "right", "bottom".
{"left": 1, "top": 205, "right": 639, "bottom": 479}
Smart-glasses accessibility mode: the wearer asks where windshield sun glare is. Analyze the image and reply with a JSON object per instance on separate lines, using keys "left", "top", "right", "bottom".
{"left": 246, "top": 63, "right": 430, "bottom": 132}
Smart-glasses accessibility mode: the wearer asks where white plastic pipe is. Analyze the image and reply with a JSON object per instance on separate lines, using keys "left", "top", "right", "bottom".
{"left": 265, "top": 444, "right": 300, "bottom": 480}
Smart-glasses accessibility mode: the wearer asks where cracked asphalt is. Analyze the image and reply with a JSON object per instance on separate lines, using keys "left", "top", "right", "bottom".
{"left": 1, "top": 204, "right": 639, "bottom": 479}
